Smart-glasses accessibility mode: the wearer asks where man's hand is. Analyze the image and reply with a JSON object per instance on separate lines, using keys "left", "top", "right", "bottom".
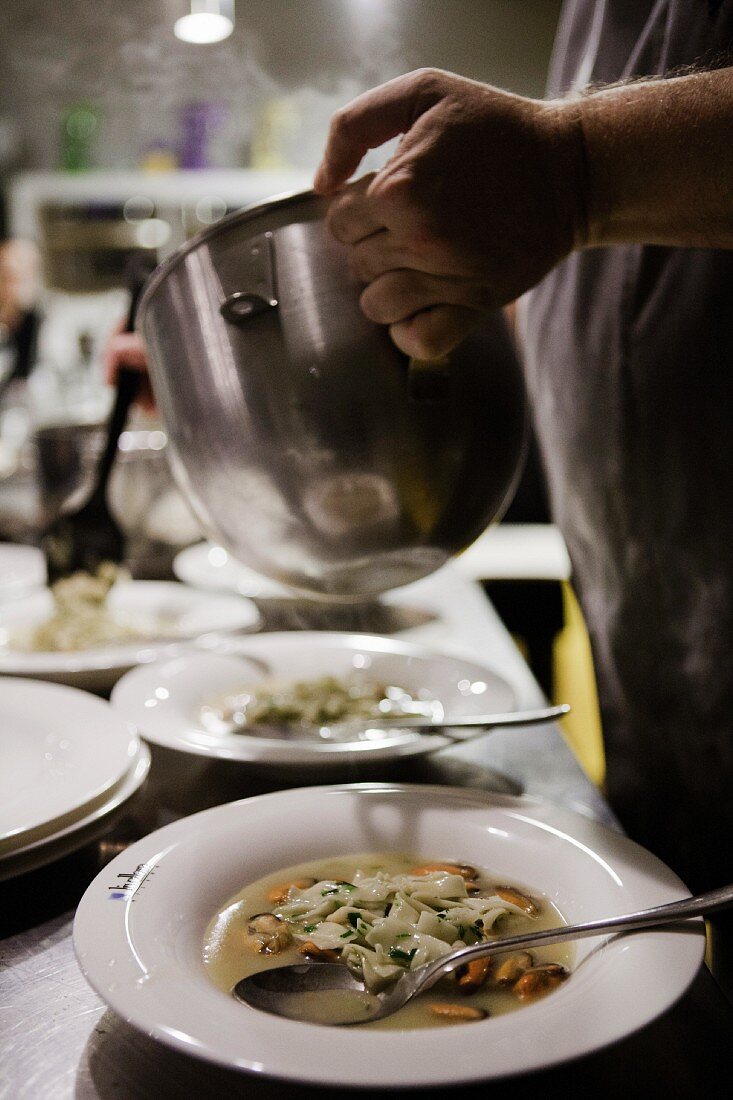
{"left": 0, "top": 239, "right": 40, "bottom": 337}
{"left": 314, "top": 69, "right": 586, "bottom": 359}
{"left": 103, "top": 328, "right": 156, "bottom": 412}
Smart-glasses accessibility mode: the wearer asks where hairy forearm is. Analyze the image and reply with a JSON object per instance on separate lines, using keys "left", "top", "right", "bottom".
{"left": 560, "top": 67, "right": 733, "bottom": 249}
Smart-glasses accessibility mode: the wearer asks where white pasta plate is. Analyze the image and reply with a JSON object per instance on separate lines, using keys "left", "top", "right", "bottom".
{"left": 72, "top": 783, "right": 704, "bottom": 1087}
{"left": 0, "top": 678, "right": 141, "bottom": 855}
{"left": 0, "top": 580, "right": 261, "bottom": 692}
{"left": 109, "top": 631, "right": 518, "bottom": 766}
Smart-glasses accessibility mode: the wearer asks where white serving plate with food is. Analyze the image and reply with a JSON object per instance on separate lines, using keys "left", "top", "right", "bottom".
{"left": 0, "top": 744, "right": 150, "bottom": 881}
{"left": 173, "top": 542, "right": 293, "bottom": 598}
{"left": 0, "top": 677, "right": 141, "bottom": 854}
{"left": 72, "top": 783, "right": 704, "bottom": 1087}
{"left": 110, "top": 631, "right": 517, "bottom": 766}
{"left": 0, "top": 580, "right": 261, "bottom": 692}
{"left": 0, "top": 542, "right": 46, "bottom": 600}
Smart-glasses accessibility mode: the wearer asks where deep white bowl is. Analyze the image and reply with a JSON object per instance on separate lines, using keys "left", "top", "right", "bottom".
{"left": 110, "top": 631, "right": 517, "bottom": 766}
{"left": 72, "top": 783, "right": 703, "bottom": 1087}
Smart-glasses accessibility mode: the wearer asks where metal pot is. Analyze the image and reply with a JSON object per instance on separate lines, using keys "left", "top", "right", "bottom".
{"left": 137, "top": 190, "right": 527, "bottom": 599}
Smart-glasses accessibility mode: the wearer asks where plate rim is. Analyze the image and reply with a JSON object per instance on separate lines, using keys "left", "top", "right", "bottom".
{"left": 0, "top": 744, "right": 151, "bottom": 880}
{"left": 72, "top": 782, "right": 704, "bottom": 1086}
{"left": 0, "top": 580, "right": 261, "bottom": 674}
{"left": 173, "top": 541, "right": 292, "bottom": 597}
{"left": 0, "top": 676, "right": 141, "bottom": 845}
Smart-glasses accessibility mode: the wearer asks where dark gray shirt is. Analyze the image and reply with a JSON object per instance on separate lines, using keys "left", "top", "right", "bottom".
{"left": 520, "top": 0, "right": 733, "bottom": 890}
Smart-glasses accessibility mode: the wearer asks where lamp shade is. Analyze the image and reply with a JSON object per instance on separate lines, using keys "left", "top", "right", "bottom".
{"left": 174, "top": 0, "right": 234, "bottom": 44}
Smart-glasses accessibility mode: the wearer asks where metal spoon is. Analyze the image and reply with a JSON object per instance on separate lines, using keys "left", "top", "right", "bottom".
{"left": 233, "top": 881, "right": 733, "bottom": 1026}
{"left": 332, "top": 702, "right": 570, "bottom": 740}
{"left": 209, "top": 703, "right": 571, "bottom": 743}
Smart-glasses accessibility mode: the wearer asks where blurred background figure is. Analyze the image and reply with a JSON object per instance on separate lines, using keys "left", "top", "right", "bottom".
{"left": 0, "top": 237, "right": 41, "bottom": 398}
{"left": 0, "top": 238, "right": 42, "bottom": 523}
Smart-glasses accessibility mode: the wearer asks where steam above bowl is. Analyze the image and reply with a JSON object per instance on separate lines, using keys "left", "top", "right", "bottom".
{"left": 137, "top": 190, "right": 526, "bottom": 599}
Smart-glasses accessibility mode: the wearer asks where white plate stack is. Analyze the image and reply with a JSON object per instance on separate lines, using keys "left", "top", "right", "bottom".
{"left": 0, "top": 678, "right": 150, "bottom": 880}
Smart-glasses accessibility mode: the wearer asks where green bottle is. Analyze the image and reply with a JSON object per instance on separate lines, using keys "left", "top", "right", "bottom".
{"left": 60, "top": 104, "right": 100, "bottom": 171}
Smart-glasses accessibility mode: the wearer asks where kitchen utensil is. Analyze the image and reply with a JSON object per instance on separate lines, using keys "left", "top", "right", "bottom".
{"left": 39, "top": 368, "right": 139, "bottom": 583}
{"left": 137, "top": 190, "right": 527, "bottom": 600}
{"left": 213, "top": 702, "right": 570, "bottom": 741}
{"left": 39, "top": 259, "right": 151, "bottom": 583}
{"left": 234, "top": 880, "right": 733, "bottom": 1026}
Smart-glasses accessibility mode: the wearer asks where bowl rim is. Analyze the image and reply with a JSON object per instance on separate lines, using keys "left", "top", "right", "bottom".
{"left": 137, "top": 187, "right": 323, "bottom": 325}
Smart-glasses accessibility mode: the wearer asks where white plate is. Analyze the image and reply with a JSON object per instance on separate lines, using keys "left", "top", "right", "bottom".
{"left": 73, "top": 784, "right": 704, "bottom": 1087}
{"left": 0, "top": 580, "right": 261, "bottom": 692}
{"left": 110, "top": 631, "right": 517, "bottom": 766}
{"left": 0, "top": 744, "right": 151, "bottom": 881}
{"left": 173, "top": 542, "right": 292, "bottom": 598}
{"left": 0, "top": 542, "right": 46, "bottom": 600}
{"left": 0, "top": 677, "right": 140, "bottom": 853}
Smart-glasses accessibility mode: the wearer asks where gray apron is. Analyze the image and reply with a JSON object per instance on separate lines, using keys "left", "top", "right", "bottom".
{"left": 520, "top": 0, "right": 733, "bottom": 891}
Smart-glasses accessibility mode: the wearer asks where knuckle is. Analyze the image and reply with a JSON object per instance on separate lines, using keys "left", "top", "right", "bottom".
{"left": 350, "top": 252, "right": 373, "bottom": 284}
{"left": 360, "top": 270, "right": 411, "bottom": 322}
{"left": 410, "top": 67, "right": 446, "bottom": 99}
{"left": 402, "top": 323, "right": 443, "bottom": 362}
{"left": 328, "top": 105, "right": 352, "bottom": 140}
{"left": 374, "top": 170, "right": 414, "bottom": 211}
{"left": 325, "top": 202, "right": 351, "bottom": 242}
{"left": 359, "top": 284, "right": 387, "bottom": 323}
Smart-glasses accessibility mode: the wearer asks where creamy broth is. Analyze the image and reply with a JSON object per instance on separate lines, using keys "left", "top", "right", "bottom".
{"left": 203, "top": 852, "right": 572, "bottom": 1029}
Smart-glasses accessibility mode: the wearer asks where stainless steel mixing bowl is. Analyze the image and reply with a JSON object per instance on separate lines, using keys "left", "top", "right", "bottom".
{"left": 137, "top": 190, "right": 527, "bottom": 599}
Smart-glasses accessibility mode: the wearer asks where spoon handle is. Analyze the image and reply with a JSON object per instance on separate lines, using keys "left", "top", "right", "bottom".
{"left": 338, "top": 703, "right": 570, "bottom": 737}
{"left": 414, "top": 882, "right": 733, "bottom": 995}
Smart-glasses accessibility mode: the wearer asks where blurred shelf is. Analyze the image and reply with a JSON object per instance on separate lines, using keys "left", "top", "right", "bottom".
{"left": 8, "top": 169, "right": 312, "bottom": 239}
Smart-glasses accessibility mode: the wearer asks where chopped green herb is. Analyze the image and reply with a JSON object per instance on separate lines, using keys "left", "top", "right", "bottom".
{"left": 340, "top": 930, "right": 355, "bottom": 939}
{"left": 347, "top": 912, "right": 360, "bottom": 928}
{"left": 303, "top": 923, "right": 318, "bottom": 933}
{"left": 395, "top": 932, "right": 411, "bottom": 939}
{"left": 321, "top": 888, "right": 340, "bottom": 896}
{"left": 388, "top": 947, "right": 417, "bottom": 964}
{"left": 384, "top": 903, "right": 392, "bottom": 917}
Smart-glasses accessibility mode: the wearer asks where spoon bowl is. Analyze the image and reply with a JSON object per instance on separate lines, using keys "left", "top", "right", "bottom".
{"left": 233, "top": 881, "right": 733, "bottom": 1026}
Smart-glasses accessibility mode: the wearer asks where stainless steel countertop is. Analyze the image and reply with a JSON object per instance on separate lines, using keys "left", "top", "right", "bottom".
{"left": 1, "top": 566, "right": 731, "bottom": 1100}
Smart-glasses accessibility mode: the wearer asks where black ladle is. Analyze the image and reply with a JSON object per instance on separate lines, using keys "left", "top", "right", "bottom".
{"left": 40, "top": 263, "right": 150, "bottom": 585}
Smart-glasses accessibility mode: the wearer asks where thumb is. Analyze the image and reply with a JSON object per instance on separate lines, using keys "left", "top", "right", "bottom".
{"left": 314, "top": 70, "right": 447, "bottom": 194}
